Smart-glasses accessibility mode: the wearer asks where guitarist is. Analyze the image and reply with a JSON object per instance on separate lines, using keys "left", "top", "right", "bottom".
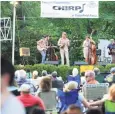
{"left": 107, "top": 39, "right": 115, "bottom": 64}
{"left": 37, "top": 35, "right": 50, "bottom": 64}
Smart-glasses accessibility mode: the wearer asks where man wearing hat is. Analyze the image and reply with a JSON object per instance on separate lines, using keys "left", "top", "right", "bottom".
{"left": 105, "top": 67, "right": 115, "bottom": 85}
{"left": 17, "top": 84, "right": 45, "bottom": 110}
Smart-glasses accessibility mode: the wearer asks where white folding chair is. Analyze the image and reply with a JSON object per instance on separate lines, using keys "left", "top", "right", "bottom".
{"left": 83, "top": 83, "right": 109, "bottom": 101}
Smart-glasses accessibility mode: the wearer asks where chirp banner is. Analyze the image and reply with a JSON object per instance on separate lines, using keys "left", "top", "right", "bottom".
{"left": 41, "top": 1, "right": 99, "bottom": 18}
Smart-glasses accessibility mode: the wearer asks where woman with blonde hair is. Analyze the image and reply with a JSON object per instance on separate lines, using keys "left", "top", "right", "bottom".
{"left": 30, "top": 70, "right": 41, "bottom": 89}
{"left": 58, "top": 81, "right": 90, "bottom": 112}
{"left": 63, "top": 81, "right": 78, "bottom": 92}
{"left": 108, "top": 84, "right": 115, "bottom": 100}
{"left": 32, "top": 71, "right": 39, "bottom": 79}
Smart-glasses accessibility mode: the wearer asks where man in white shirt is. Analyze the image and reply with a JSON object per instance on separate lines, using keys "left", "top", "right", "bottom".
{"left": 1, "top": 58, "right": 25, "bottom": 114}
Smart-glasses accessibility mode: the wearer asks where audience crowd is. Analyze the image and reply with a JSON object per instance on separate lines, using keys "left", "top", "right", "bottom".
{"left": 1, "top": 58, "right": 115, "bottom": 114}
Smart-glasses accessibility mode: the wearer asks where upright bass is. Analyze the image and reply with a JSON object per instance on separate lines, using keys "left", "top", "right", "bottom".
{"left": 90, "top": 38, "right": 97, "bottom": 65}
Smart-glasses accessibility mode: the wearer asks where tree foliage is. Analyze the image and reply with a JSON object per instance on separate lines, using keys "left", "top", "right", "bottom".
{"left": 1, "top": 1, "right": 115, "bottom": 64}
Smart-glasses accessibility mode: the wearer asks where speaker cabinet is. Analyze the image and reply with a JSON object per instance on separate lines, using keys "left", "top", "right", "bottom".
{"left": 20, "top": 48, "right": 30, "bottom": 56}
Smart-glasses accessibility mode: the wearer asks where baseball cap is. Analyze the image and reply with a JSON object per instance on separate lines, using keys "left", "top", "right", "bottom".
{"left": 19, "top": 84, "right": 30, "bottom": 92}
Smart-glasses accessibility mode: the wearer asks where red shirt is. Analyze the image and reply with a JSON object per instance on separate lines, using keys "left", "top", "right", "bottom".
{"left": 17, "top": 94, "right": 45, "bottom": 110}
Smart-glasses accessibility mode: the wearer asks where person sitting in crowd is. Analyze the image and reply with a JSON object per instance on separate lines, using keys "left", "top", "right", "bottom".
{"left": 35, "top": 76, "right": 57, "bottom": 110}
{"left": 101, "top": 84, "right": 115, "bottom": 114}
{"left": 32, "top": 70, "right": 39, "bottom": 79}
{"left": 67, "top": 68, "right": 81, "bottom": 86}
{"left": 29, "top": 107, "right": 45, "bottom": 114}
{"left": 63, "top": 105, "right": 82, "bottom": 114}
{"left": 15, "top": 69, "right": 29, "bottom": 87}
{"left": 80, "top": 72, "right": 86, "bottom": 85}
{"left": 90, "top": 84, "right": 115, "bottom": 114}
{"left": 58, "top": 81, "right": 90, "bottom": 112}
{"left": 85, "top": 70, "right": 99, "bottom": 84}
{"left": 15, "top": 70, "right": 20, "bottom": 80}
{"left": 94, "top": 68, "right": 104, "bottom": 83}
{"left": 15, "top": 69, "right": 37, "bottom": 93}
{"left": 52, "top": 71, "right": 64, "bottom": 90}
{"left": 41, "top": 70, "right": 47, "bottom": 77}
{"left": 36, "top": 76, "right": 57, "bottom": 95}
{"left": 52, "top": 71, "right": 63, "bottom": 81}
{"left": 17, "top": 84, "right": 45, "bottom": 110}
{"left": 26, "top": 69, "right": 32, "bottom": 79}
{"left": 104, "top": 67, "right": 115, "bottom": 86}
{"left": 30, "top": 70, "right": 40, "bottom": 89}
{"left": 1, "top": 58, "right": 25, "bottom": 114}
{"left": 86, "top": 108, "right": 102, "bottom": 114}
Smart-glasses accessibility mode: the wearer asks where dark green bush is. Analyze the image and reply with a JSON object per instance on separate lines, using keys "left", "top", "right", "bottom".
{"left": 57, "top": 65, "right": 69, "bottom": 80}
{"left": 105, "top": 64, "right": 115, "bottom": 72}
{"left": 94, "top": 65, "right": 105, "bottom": 72}
{"left": 15, "top": 64, "right": 115, "bottom": 80}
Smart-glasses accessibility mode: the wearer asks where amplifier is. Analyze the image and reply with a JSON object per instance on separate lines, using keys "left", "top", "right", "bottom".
{"left": 20, "top": 48, "right": 30, "bottom": 56}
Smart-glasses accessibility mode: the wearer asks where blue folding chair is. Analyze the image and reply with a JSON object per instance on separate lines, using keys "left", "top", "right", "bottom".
{"left": 67, "top": 75, "right": 81, "bottom": 86}
{"left": 57, "top": 89, "right": 81, "bottom": 113}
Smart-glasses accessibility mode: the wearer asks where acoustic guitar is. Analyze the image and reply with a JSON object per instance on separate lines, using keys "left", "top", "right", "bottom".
{"left": 37, "top": 45, "right": 57, "bottom": 52}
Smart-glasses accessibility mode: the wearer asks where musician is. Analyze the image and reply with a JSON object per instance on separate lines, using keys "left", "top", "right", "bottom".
{"left": 83, "top": 35, "right": 91, "bottom": 64}
{"left": 37, "top": 35, "right": 50, "bottom": 64}
{"left": 107, "top": 39, "right": 115, "bottom": 63}
{"left": 58, "top": 32, "right": 70, "bottom": 66}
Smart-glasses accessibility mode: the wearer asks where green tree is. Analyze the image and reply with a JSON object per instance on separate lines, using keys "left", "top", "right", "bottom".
{"left": 1, "top": 1, "right": 115, "bottom": 64}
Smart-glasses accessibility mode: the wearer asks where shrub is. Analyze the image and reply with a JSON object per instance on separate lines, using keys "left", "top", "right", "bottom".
{"left": 94, "top": 65, "right": 105, "bottom": 72}
{"left": 105, "top": 64, "right": 115, "bottom": 72}
{"left": 57, "top": 65, "right": 69, "bottom": 80}
{"left": 15, "top": 64, "right": 115, "bottom": 80}
{"left": 32, "top": 64, "right": 57, "bottom": 75}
